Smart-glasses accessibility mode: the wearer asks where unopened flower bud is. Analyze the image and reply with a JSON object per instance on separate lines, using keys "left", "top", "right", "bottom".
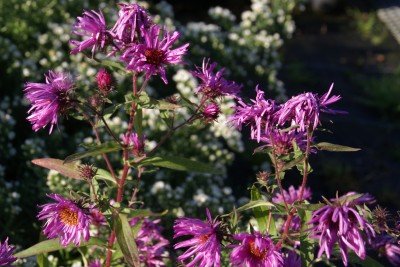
{"left": 96, "top": 69, "right": 114, "bottom": 95}
{"left": 202, "top": 103, "right": 220, "bottom": 122}
{"left": 88, "top": 95, "right": 101, "bottom": 109}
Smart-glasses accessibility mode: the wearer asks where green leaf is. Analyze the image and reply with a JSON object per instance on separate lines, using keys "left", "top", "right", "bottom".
{"left": 103, "top": 104, "right": 123, "bottom": 119}
{"left": 282, "top": 154, "right": 305, "bottom": 171}
{"left": 160, "top": 110, "right": 173, "bottom": 129}
{"left": 95, "top": 168, "right": 118, "bottom": 184}
{"left": 90, "top": 177, "right": 99, "bottom": 199}
{"left": 133, "top": 108, "right": 143, "bottom": 138}
{"left": 121, "top": 208, "right": 168, "bottom": 218}
{"left": 115, "top": 214, "right": 140, "bottom": 267}
{"left": 132, "top": 91, "right": 181, "bottom": 110}
{"left": 98, "top": 60, "right": 128, "bottom": 74}
{"left": 64, "top": 142, "right": 122, "bottom": 163}
{"left": 32, "top": 158, "right": 81, "bottom": 179}
{"left": 136, "top": 156, "right": 222, "bottom": 174}
{"left": 314, "top": 142, "right": 360, "bottom": 152}
{"left": 15, "top": 238, "right": 106, "bottom": 258}
{"left": 37, "top": 254, "right": 49, "bottom": 267}
{"left": 333, "top": 250, "right": 385, "bottom": 267}
{"left": 233, "top": 200, "right": 275, "bottom": 214}
{"left": 299, "top": 234, "right": 315, "bottom": 267}
{"left": 250, "top": 185, "right": 276, "bottom": 235}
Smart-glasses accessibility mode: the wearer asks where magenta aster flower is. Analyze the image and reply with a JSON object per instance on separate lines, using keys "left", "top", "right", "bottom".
{"left": 192, "top": 58, "right": 242, "bottom": 99}
{"left": 255, "top": 130, "right": 310, "bottom": 156}
{"left": 283, "top": 250, "right": 300, "bottom": 267}
{"left": 111, "top": 3, "right": 152, "bottom": 44}
{"left": 277, "top": 84, "right": 346, "bottom": 132}
{"left": 372, "top": 235, "right": 400, "bottom": 266}
{"left": 37, "top": 194, "right": 92, "bottom": 247}
{"left": 70, "top": 10, "right": 111, "bottom": 57}
{"left": 122, "top": 132, "right": 145, "bottom": 156}
{"left": 307, "top": 194, "right": 375, "bottom": 266}
{"left": 272, "top": 185, "right": 312, "bottom": 205}
{"left": 174, "top": 209, "right": 222, "bottom": 267}
{"left": 130, "top": 218, "right": 169, "bottom": 267}
{"left": 121, "top": 25, "right": 189, "bottom": 84}
{"left": 0, "top": 238, "right": 17, "bottom": 267}
{"left": 88, "top": 259, "right": 102, "bottom": 267}
{"left": 202, "top": 103, "right": 221, "bottom": 122}
{"left": 24, "top": 70, "right": 74, "bottom": 134}
{"left": 229, "top": 231, "right": 283, "bottom": 267}
{"left": 229, "top": 86, "right": 279, "bottom": 142}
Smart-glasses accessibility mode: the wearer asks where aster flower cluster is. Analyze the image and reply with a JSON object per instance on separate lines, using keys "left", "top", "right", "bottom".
{"left": 230, "top": 83, "right": 345, "bottom": 155}
{"left": 173, "top": 209, "right": 285, "bottom": 267}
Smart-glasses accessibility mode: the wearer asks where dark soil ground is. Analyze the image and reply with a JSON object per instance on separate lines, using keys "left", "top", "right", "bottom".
{"left": 278, "top": 4, "right": 400, "bottom": 210}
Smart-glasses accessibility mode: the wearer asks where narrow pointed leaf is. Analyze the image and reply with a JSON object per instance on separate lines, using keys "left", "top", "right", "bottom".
{"left": 95, "top": 168, "right": 117, "bottom": 184}
{"left": 234, "top": 200, "right": 275, "bottom": 214}
{"left": 64, "top": 142, "right": 122, "bottom": 163}
{"left": 250, "top": 185, "right": 276, "bottom": 235}
{"left": 314, "top": 142, "right": 360, "bottom": 152}
{"left": 115, "top": 214, "right": 140, "bottom": 267}
{"left": 15, "top": 238, "right": 106, "bottom": 258}
{"left": 136, "top": 156, "right": 222, "bottom": 174}
{"left": 32, "top": 158, "right": 81, "bottom": 179}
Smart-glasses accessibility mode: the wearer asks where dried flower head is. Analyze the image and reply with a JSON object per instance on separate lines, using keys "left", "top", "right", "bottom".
{"left": 372, "top": 206, "right": 389, "bottom": 231}
{"left": 37, "top": 194, "right": 92, "bottom": 247}
{"left": 112, "top": 3, "right": 152, "bottom": 44}
{"left": 121, "top": 25, "right": 189, "bottom": 84}
{"left": 24, "top": 70, "right": 74, "bottom": 134}
{"left": 0, "top": 238, "right": 17, "bottom": 267}
{"left": 174, "top": 208, "right": 222, "bottom": 267}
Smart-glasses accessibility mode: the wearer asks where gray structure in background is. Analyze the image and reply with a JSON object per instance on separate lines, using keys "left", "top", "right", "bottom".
{"left": 377, "top": 0, "right": 400, "bottom": 44}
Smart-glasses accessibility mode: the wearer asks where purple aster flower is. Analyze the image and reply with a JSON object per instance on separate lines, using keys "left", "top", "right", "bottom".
{"left": 88, "top": 259, "right": 102, "bottom": 267}
{"left": 71, "top": 10, "right": 112, "bottom": 57}
{"left": 192, "top": 58, "right": 242, "bottom": 99}
{"left": 121, "top": 25, "right": 189, "bottom": 84}
{"left": 24, "top": 71, "right": 74, "bottom": 134}
{"left": 307, "top": 194, "right": 375, "bottom": 266}
{"left": 255, "top": 130, "right": 310, "bottom": 156}
{"left": 283, "top": 250, "right": 301, "bottom": 267}
{"left": 122, "top": 132, "right": 145, "bottom": 156}
{"left": 0, "top": 238, "right": 17, "bottom": 267}
{"left": 174, "top": 208, "right": 222, "bottom": 267}
{"left": 229, "top": 86, "right": 279, "bottom": 142}
{"left": 372, "top": 235, "right": 400, "bottom": 266}
{"left": 272, "top": 185, "right": 312, "bottom": 205}
{"left": 229, "top": 231, "right": 283, "bottom": 267}
{"left": 202, "top": 102, "right": 221, "bottom": 122}
{"left": 335, "top": 192, "right": 376, "bottom": 206}
{"left": 37, "top": 194, "right": 92, "bottom": 247}
{"left": 277, "top": 84, "right": 346, "bottom": 132}
{"left": 130, "top": 218, "right": 169, "bottom": 267}
{"left": 111, "top": 3, "right": 152, "bottom": 44}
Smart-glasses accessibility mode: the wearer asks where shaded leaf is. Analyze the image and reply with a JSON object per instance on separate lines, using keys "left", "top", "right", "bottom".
{"left": 299, "top": 235, "right": 315, "bottom": 267}
{"left": 234, "top": 200, "right": 275, "bottom": 214}
{"left": 132, "top": 92, "right": 181, "bottom": 110}
{"left": 136, "top": 156, "right": 221, "bottom": 174}
{"left": 32, "top": 158, "right": 81, "bottom": 179}
{"left": 95, "top": 168, "right": 117, "bottom": 184}
{"left": 115, "top": 214, "right": 140, "bottom": 267}
{"left": 64, "top": 142, "right": 122, "bottom": 163}
{"left": 314, "top": 142, "right": 360, "bottom": 152}
{"left": 250, "top": 185, "right": 276, "bottom": 235}
{"left": 15, "top": 238, "right": 106, "bottom": 258}
{"left": 99, "top": 60, "right": 128, "bottom": 74}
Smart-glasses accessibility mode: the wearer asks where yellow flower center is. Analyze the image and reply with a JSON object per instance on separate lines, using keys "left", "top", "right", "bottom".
{"left": 59, "top": 206, "right": 79, "bottom": 226}
{"left": 249, "top": 240, "right": 267, "bottom": 260}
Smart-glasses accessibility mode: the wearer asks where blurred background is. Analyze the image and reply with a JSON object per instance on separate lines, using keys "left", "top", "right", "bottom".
{"left": 0, "top": 0, "right": 399, "bottom": 261}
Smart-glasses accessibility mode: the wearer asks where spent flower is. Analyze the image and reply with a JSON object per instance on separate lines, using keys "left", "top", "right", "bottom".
{"left": 37, "top": 194, "right": 92, "bottom": 247}
{"left": 70, "top": 10, "right": 111, "bottom": 57}
{"left": 24, "top": 70, "right": 74, "bottom": 134}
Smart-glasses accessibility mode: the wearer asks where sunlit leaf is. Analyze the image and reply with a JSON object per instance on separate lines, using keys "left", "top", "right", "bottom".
{"left": 136, "top": 156, "right": 222, "bottom": 174}
{"left": 250, "top": 185, "right": 276, "bottom": 235}
{"left": 32, "top": 158, "right": 81, "bottom": 179}
{"left": 314, "top": 142, "right": 360, "bottom": 152}
{"left": 15, "top": 238, "right": 106, "bottom": 258}
{"left": 64, "top": 142, "right": 122, "bottom": 163}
